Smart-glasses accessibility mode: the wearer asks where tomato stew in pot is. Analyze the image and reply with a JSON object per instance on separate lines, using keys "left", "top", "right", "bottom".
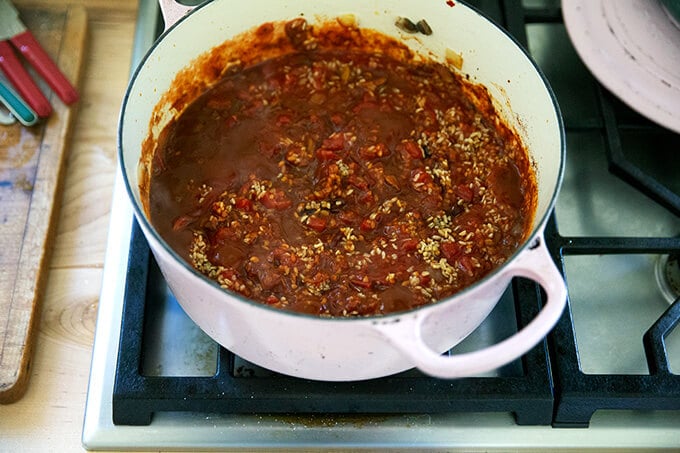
{"left": 144, "top": 17, "right": 537, "bottom": 317}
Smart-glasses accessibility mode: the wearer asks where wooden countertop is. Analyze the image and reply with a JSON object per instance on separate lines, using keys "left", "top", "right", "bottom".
{"left": 0, "top": 0, "right": 139, "bottom": 451}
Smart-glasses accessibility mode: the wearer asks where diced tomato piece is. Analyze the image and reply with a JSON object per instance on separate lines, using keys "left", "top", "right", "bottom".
{"left": 322, "top": 132, "right": 348, "bottom": 150}
{"left": 400, "top": 237, "right": 419, "bottom": 252}
{"left": 348, "top": 175, "right": 369, "bottom": 190}
{"left": 359, "top": 143, "right": 390, "bottom": 160}
{"left": 410, "top": 168, "right": 433, "bottom": 191}
{"left": 457, "top": 255, "right": 475, "bottom": 277}
{"left": 234, "top": 197, "right": 253, "bottom": 211}
{"left": 455, "top": 206, "right": 484, "bottom": 231}
{"left": 357, "top": 190, "right": 375, "bottom": 205}
{"left": 396, "top": 140, "right": 423, "bottom": 159}
{"left": 422, "top": 108, "right": 437, "bottom": 124}
{"left": 211, "top": 226, "right": 238, "bottom": 246}
{"left": 350, "top": 275, "right": 372, "bottom": 289}
{"left": 257, "top": 268, "right": 282, "bottom": 290}
{"left": 383, "top": 224, "right": 419, "bottom": 253}
{"left": 330, "top": 113, "right": 344, "bottom": 127}
{"left": 337, "top": 210, "right": 360, "bottom": 225}
{"left": 360, "top": 217, "right": 377, "bottom": 232}
{"left": 305, "top": 215, "right": 328, "bottom": 232}
{"left": 270, "top": 247, "right": 297, "bottom": 267}
{"left": 276, "top": 113, "right": 292, "bottom": 126}
{"left": 316, "top": 148, "right": 340, "bottom": 160}
{"left": 440, "top": 241, "right": 462, "bottom": 264}
{"left": 418, "top": 194, "right": 444, "bottom": 217}
{"left": 219, "top": 268, "right": 238, "bottom": 281}
{"left": 455, "top": 184, "right": 474, "bottom": 203}
{"left": 259, "top": 189, "right": 292, "bottom": 210}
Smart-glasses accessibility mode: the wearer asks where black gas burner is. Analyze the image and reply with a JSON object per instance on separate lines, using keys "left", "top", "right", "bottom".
{"left": 657, "top": 252, "right": 680, "bottom": 303}
{"left": 545, "top": 220, "right": 680, "bottom": 427}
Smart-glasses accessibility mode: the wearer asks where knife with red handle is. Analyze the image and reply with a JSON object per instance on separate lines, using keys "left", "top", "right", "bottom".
{"left": 0, "top": 40, "right": 52, "bottom": 117}
{"left": 0, "top": 0, "right": 78, "bottom": 118}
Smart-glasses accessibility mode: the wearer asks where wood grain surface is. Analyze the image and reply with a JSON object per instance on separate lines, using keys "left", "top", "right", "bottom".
{"left": 0, "top": 0, "right": 138, "bottom": 450}
{"left": 0, "top": 5, "right": 87, "bottom": 404}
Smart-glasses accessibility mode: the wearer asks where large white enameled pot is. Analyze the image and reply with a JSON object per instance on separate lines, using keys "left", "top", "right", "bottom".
{"left": 119, "top": 0, "right": 567, "bottom": 381}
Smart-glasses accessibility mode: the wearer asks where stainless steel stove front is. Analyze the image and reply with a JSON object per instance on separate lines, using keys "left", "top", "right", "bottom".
{"left": 82, "top": 0, "right": 680, "bottom": 450}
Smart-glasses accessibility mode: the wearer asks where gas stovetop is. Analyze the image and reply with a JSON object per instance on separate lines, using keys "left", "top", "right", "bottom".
{"left": 82, "top": 0, "right": 680, "bottom": 450}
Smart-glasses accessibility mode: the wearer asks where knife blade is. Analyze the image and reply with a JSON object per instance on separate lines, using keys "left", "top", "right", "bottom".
{"left": 0, "top": 0, "right": 26, "bottom": 39}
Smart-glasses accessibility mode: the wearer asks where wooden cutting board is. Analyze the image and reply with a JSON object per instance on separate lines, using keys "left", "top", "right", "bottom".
{"left": 0, "top": 5, "right": 87, "bottom": 403}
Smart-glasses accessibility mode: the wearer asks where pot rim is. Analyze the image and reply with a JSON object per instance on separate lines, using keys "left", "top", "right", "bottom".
{"left": 117, "top": 0, "right": 566, "bottom": 323}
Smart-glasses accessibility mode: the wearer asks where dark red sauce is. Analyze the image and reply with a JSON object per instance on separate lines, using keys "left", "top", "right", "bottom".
{"left": 145, "top": 18, "right": 537, "bottom": 317}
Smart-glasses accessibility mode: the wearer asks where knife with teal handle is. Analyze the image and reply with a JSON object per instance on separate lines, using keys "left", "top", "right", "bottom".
{"left": 0, "top": 77, "right": 38, "bottom": 126}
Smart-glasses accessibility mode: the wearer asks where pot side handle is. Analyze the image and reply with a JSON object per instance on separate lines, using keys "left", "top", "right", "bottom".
{"left": 373, "top": 233, "right": 567, "bottom": 378}
{"left": 159, "top": 0, "right": 195, "bottom": 31}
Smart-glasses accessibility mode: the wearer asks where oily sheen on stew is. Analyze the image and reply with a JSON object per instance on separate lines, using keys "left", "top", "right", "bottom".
{"left": 146, "top": 18, "right": 537, "bottom": 317}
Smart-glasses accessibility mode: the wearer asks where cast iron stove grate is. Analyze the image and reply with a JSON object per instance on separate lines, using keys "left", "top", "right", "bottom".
{"left": 547, "top": 82, "right": 680, "bottom": 428}
{"left": 546, "top": 220, "right": 680, "bottom": 427}
{"left": 516, "top": 1, "right": 680, "bottom": 428}
{"left": 112, "top": 221, "right": 555, "bottom": 426}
